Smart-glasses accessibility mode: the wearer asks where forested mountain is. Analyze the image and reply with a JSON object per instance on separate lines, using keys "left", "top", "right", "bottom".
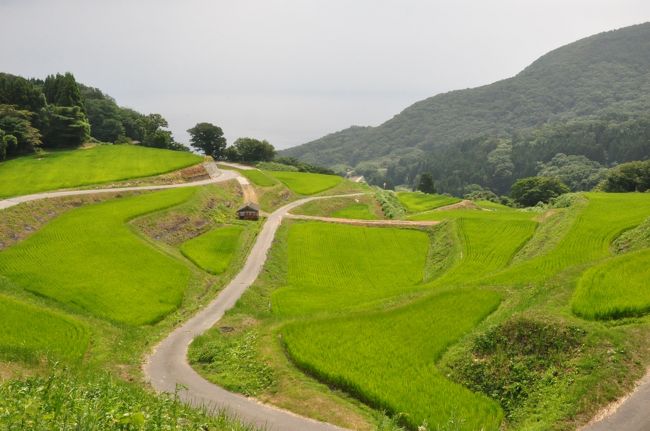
{"left": 0, "top": 72, "right": 185, "bottom": 161}
{"left": 281, "top": 22, "right": 650, "bottom": 195}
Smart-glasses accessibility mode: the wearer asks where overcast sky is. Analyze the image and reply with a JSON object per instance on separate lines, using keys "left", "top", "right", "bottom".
{"left": 1, "top": 0, "right": 649, "bottom": 149}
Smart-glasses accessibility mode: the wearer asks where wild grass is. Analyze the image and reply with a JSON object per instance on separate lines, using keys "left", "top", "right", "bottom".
{"left": 0, "top": 293, "right": 89, "bottom": 363}
{"left": 271, "top": 222, "right": 429, "bottom": 316}
{"left": 331, "top": 203, "right": 378, "bottom": 219}
{"left": 0, "top": 145, "right": 202, "bottom": 198}
{"left": 396, "top": 191, "right": 461, "bottom": 213}
{"left": 239, "top": 169, "right": 277, "bottom": 187}
{"left": 180, "top": 225, "right": 244, "bottom": 274}
{"left": 374, "top": 189, "right": 406, "bottom": 219}
{"left": 573, "top": 248, "right": 650, "bottom": 319}
{"left": 0, "top": 188, "right": 198, "bottom": 325}
{"left": 0, "top": 371, "right": 259, "bottom": 431}
{"left": 283, "top": 289, "right": 504, "bottom": 431}
{"left": 265, "top": 170, "right": 342, "bottom": 195}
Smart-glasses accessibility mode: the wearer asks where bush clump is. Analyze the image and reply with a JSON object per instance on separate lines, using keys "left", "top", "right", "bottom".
{"left": 451, "top": 318, "right": 585, "bottom": 416}
{"left": 375, "top": 189, "right": 406, "bottom": 219}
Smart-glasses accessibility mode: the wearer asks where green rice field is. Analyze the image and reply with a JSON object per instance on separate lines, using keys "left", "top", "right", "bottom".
{"left": 283, "top": 289, "right": 503, "bottom": 430}
{"left": 271, "top": 222, "right": 430, "bottom": 316}
{"left": 0, "top": 188, "right": 198, "bottom": 325}
{"left": 0, "top": 292, "right": 89, "bottom": 363}
{"left": 240, "top": 169, "right": 277, "bottom": 187}
{"left": 265, "top": 171, "right": 342, "bottom": 195}
{"left": 0, "top": 145, "right": 202, "bottom": 198}
{"left": 181, "top": 225, "right": 244, "bottom": 274}
{"left": 396, "top": 191, "right": 461, "bottom": 213}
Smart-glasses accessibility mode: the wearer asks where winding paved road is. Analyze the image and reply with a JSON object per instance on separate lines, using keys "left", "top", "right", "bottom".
{"left": 0, "top": 162, "right": 236, "bottom": 210}
{"left": 144, "top": 194, "right": 355, "bottom": 431}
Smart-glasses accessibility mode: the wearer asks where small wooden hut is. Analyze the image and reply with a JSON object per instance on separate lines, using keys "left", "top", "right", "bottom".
{"left": 237, "top": 202, "right": 260, "bottom": 220}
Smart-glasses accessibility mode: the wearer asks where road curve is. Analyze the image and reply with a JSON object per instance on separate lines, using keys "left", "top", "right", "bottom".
{"left": 144, "top": 194, "right": 360, "bottom": 431}
{"left": 581, "top": 372, "right": 650, "bottom": 431}
{"left": 0, "top": 162, "right": 237, "bottom": 210}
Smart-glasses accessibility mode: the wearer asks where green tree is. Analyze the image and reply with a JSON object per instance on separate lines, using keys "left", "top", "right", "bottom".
{"left": 229, "top": 138, "right": 275, "bottom": 162}
{"left": 42, "top": 105, "right": 90, "bottom": 148}
{"left": 537, "top": 153, "right": 606, "bottom": 191}
{"left": 511, "top": 176, "right": 570, "bottom": 207}
{"left": 0, "top": 104, "right": 42, "bottom": 155}
{"left": 43, "top": 73, "right": 84, "bottom": 110}
{"left": 601, "top": 160, "right": 650, "bottom": 192}
{"left": 187, "top": 122, "right": 227, "bottom": 159}
{"left": 417, "top": 173, "right": 436, "bottom": 194}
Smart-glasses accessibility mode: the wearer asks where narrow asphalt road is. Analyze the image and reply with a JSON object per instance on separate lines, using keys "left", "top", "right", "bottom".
{"left": 0, "top": 162, "right": 237, "bottom": 210}
{"left": 581, "top": 372, "right": 650, "bottom": 431}
{"left": 144, "top": 194, "right": 363, "bottom": 431}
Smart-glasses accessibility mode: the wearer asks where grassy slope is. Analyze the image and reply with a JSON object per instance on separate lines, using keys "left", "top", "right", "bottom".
{"left": 397, "top": 191, "right": 461, "bottom": 213}
{"left": 271, "top": 223, "right": 429, "bottom": 317}
{"left": 240, "top": 170, "right": 277, "bottom": 187}
{"left": 0, "top": 145, "right": 202, "bottom": 198}
{"left": 181, "top": 225, "right": 245, "bottom": 275}
{"left": 291, "top": 195, "right": 381, "bottom": 220}
{"left": 0, "top": 188, "right": 197, "bottom": 325}
{"left": 265, "top": 171, "right": 343, "bottom": 195}
{"left": 0, "top": 292, "right": 89, "bottom": 363}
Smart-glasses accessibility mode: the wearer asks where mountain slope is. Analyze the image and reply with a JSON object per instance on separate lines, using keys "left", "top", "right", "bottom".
{"left": 281, "top": 23, "right": 650, "bottom": 172}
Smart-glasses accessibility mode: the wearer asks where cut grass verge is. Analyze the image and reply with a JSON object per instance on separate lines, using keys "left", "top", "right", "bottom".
{"left": 180, "top": 225, "right": 245, "bottom": 275}
{"left": 0, "top": 145, "right": 202, "bottom": 198}
{"left": 0, "top": 188, "right": 198, "bottom": 325}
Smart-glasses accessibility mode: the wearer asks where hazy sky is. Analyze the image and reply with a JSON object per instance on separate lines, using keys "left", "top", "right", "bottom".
{"left": 1, "top": 0, "right": 649, "bottom": 149}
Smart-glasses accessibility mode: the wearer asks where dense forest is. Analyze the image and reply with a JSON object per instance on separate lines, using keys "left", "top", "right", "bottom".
{"left": 0, "top": 72, "right": 186, "bottom": 160}
{"left": 281, "top": 22, "right": 650, "bottom": 195}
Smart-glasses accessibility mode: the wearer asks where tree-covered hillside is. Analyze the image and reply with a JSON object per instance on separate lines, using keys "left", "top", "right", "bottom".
{"left": 0, "top": 72, "right": 186, "bottom": 161}
{"left": 281, "top": 22, "right": 650, "bottom": 193}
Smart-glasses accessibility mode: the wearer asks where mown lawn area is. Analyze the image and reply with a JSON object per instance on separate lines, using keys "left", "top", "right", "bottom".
{"left": 265, "top": 171, "right": 342, "bottom": 195}
{"left": 271, "top": 222, "right": 430, "bottom": 316}
{"left": 0, "top": 145, "right": 202, "bottom": 198}
{"left": 396, "top": 191, "right": 460, "bottom": 213}
{"left": 0, "top": 187, "right": 198, "bottom": 325}
{"left": 0, "top": 292, "right": 89, "bottom": 363}
{"left": 181, "top": 225, "right": 244, "bottom": 275}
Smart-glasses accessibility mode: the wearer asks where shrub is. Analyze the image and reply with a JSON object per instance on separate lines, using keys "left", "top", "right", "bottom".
{"left": 511, "top": 176, "right": 570, "bottom": 207}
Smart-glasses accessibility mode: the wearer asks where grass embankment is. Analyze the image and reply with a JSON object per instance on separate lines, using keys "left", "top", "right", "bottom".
{"left": 396, "top": 191, "right": 461, "bottom": 213}
{"left": 265, "top": 171, "right": 343, "bottom": 195}
{"left": 181, "top": 226, "right": 245, "bottom": 275}
{"left": 0, "top": 145, "right": 202, "bottom": 198}
{"left": 240, "top": 170, "right": 277, "bottom": 187}
{"left": 0, "top": 188, "right": 197, "bottom": 325}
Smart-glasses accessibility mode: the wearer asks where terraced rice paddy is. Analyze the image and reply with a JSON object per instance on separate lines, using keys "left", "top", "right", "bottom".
{"left": 0, "top": 292, "right": 89, "bottom": 363}
{"left": 397, "top": 191, "right": 461, "bottom": 213}
{"left": 0, "top": 188, "right": 197, "bottom": 325}
{"left": 271, "top": 223, "right": 430, "bottom": 316}
{"left": 181, "top": 225, "right": 244, "bottom": 274}
{"left": 265, "top": 171, "right": 342, "bottom": 195}
{"left": 239, "top": 170, "right": 277, "bottom": 187}
{"left": 330, "top": 203, "right": 378, "bottom": 219}
{"left": 572, "top": 248, "right": 650, "bottom": 320}
{"left": 0, "top": 145, "right": 202, "bottom": 198}
{"left": 283, "top": 289, "right": 503, "bottom": 430}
